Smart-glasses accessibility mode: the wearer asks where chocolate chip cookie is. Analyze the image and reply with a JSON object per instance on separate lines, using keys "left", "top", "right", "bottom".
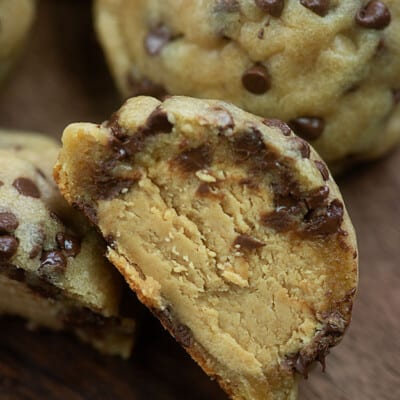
{"left": 94, "top": 0, "right": 400, "bottom": 172}
{"left": 0, "top": 131, "right": 135, "bottom": 358}
{"left": 55, "top": 96, "right": 358, "bottom": 399}
{"left": 0, "top": 0, "right": 35, "bottom": 82}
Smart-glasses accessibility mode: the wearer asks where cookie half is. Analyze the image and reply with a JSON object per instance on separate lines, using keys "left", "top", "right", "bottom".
{"left": 0, "top": 131, "right": 135, "bottom": 358}
{"left": 55, "top": 96, "right": 358, "bottom": 399}
{"left": 94, "top": 0, "right": 400, "bottom": 172}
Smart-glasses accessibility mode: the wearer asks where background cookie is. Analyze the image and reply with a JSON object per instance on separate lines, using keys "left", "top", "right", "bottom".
{"left": 94, "top": 0, "right": 400, "bottom": 172}
{"left": 55, "top": 96, "right": 358, "bottom": 399}
{"left": 0, "top": 0, "right": 35, "bottom": 82}
{"left": 0, "top": 131, "right": 135, "bottom": 358}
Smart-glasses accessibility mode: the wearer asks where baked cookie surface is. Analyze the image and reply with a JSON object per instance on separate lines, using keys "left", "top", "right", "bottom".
{"left": 55, "top": 96, "right": 358, "bottom": 399}
{"left": 0, "top": 131, "right": 135, "bottom": 358}
{"left": 94, "top": 0, "right": 400, "bottom": 172}
{"left": 0, "top": 0, "right": 35, "bottom": 82}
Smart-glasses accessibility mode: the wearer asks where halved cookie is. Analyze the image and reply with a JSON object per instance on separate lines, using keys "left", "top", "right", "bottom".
{"left": 55, "top": 96, "right": 358, "bottom": 399}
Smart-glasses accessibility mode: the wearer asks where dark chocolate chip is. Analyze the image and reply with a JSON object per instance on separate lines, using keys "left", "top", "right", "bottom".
{"left": 145, "top": 107, "right": 173, "bottom": 134}
{"left": 196, "top": 183, "right": 212, "bottom": 197}
{"left": 289, "top": 117, "right": 325, "bottom": 141}
{"left": 215, "top": 0, "right": 241, "bottom": 12}
{"left": 303, "top": 199, "right": 344, "bottom": 236}
{"left": 0, "top": 212, "right": 19, "bottom": 233}
{"left": 0, "top": 235, "right": 19, "bottom": 260}
{"left": 74, "top": 202, "right": 98, "bottom": 225}
{"left": 263, "top": 119, "right": 291, "bottom": 136}
{"left": 355, "top": 1, "right": 391, "bottom": 30}
{"left": 56, "top": 232, "right": 81, "bottom": 257}
{"left": 242, "top": 64, "right": 271, "bottom": 95}
{"left": 145, "top": 25, "right": 172, "bottom": 56}
{"left": 126, "top": 75, "right": 168, "bottom": 99}
{"left": 233, "top": 129, "right": 265, "bottom": 161}
{"left": 304, "top": 185, "right": 330, "bottom": 209}
{"left": 300, "top": 0, "right": 330, "bottom": 17}
{"left": 155, "top": 307, "right": 194, "bottom": 348}
{"left": 12, "top": 177, "right": 40, "bottom": 198}
{"left": 261, "top": 209, "right": 297, "bottom": 232}
{"left": 314, "top": 160, "right": 329, "bottom": 181}
{"left": 255, "top": 0, "right": 285, "bottom": 17}
{"left": 40, "top": 250, "right": 67, "bottom": 272}
{"left": 106, "top": 112, "right": 125, "bottom": 139}
{"left": 94, "top": 175, "right": 139, "bottom": 200}
{"left": 290, "top": 137, "right": 311, "bottom": 158}
{"left": 257, "top": 28, "right": 265, "bottom": 39}
{"left": 392, "top": 89, "right": 400, "bottom": 104}
{"left": 233, "top": 234, "right": 265, "bottom": 250}
{"left": 29, "top": 228, "right": 45, "bottom": 259}
{"left": 174, "top": 145, "right": 213, "bottom": 172}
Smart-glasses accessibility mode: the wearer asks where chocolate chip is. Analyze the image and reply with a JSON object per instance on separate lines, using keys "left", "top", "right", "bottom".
{"left": 303, "top": 199, "right": 344, "bottom": 236}
{"left": 155, "top": 307, "right": 194, "bottom": 348}
{"left": 196, "top": 183, "right": 212, "bottom": 197}
{"left": 263, "top": 119, "right": 291, "bottom": 136}
{"left": 215, "top": 0, "right": 241, "bottom": 12}
{"left": 355, "top": 1, "right": 391, "bottom": 30}
{"left": 314, "top": 160, "right": 329, "bottom": 181}
{"left": 145, "top": 107, "right": 173, "bottom": 134}
{"left": 300, "top": 0, "right": 330, "bottom": 17}
{"left": 261, "top": 209, "right": 297, "bottom": 232}
{"left": 233, "top": 129, "right": 265, "bottom": 161}
{"left": 0, "top": 235, "right": 19, "bottom": 260}
{"left": 257, "top": 28, "right": 265, "bottom": 39}
{"left": 174, "top": 145, "right": 213, "bottom": 172}
{"left": 95, "top": 175, "right": 138, "bottom": 200}
{"left": 126, "top": 75, "right": 168, "bottom": 99}
{"left": 39, "top": 250, "right": 67, "bottom": 271}
{"left": 56, "top": 232, "right": 81, "bottom": 257}
{"left": 0, "top": 212, "right": 19, "bottom": 233}
{"left": 233, "top": 234, "right": 265, "bottom": 250}
{"left": 12, "top": 177, "right": 40, "bottom": 198}
{"left": 289, "top": 117, "right": 325, "bottom": 141}
{"left": 290, "top": 137, "right": 311, "bottom": 158}
{"left": 145, "top": 25, "right": 172, "bottom": 56}
{"left": 304, "top": 185, "right": 330, "bottom": 209}
{"left": 392, "top": 89, "right": 400, "bottom": 104}
{"left": 242, "top": 64, "right": 271, "bottom": 95}
{"left": 255, "top": 0, "right": 285, "bottom": 17}
{"left": 106, "top": 112, "right": 125, "bottom": 139}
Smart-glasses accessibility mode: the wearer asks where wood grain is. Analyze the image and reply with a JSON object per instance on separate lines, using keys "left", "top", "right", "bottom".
{"left": 0, "top": 1, "right": 399, "bottom": 399}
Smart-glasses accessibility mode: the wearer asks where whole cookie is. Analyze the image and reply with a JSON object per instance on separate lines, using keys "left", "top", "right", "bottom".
{"left": 55, "top": 96, "right": 358, "bottom": 399}
{"left": 0, "top": 0, "right": 35, "bottom": 82}
{"left": 94, "top": 0, "right": 400, "bottom": 172}
{"left": 0, "top": 132, "right": 135, "bottom": 358}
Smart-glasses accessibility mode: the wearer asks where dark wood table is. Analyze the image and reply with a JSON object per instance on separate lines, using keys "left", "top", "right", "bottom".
{"left": 0, "top": 1, "right": 399, "bottom": 399}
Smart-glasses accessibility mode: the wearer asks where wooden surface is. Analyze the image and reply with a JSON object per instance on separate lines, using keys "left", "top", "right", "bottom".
{"left": 0, "top": 1, "right": 399, "bottom": 399}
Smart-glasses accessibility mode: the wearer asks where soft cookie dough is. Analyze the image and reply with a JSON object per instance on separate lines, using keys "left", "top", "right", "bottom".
{"left": 0, "top": 0, "right": 35, "bottom": 82}
{"left": 0, "top": 131, "right": 135, "bottom": 358}
{"left": 94, "top": 0, "right": 400, "bottom": 172}
{"left": 55, "top": 96, "right": 358, "bottom": 399}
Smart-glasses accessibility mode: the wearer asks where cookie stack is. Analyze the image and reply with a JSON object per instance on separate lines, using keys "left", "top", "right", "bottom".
{"left": 2, "top": 1, "right": 399, "bottom": 399}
